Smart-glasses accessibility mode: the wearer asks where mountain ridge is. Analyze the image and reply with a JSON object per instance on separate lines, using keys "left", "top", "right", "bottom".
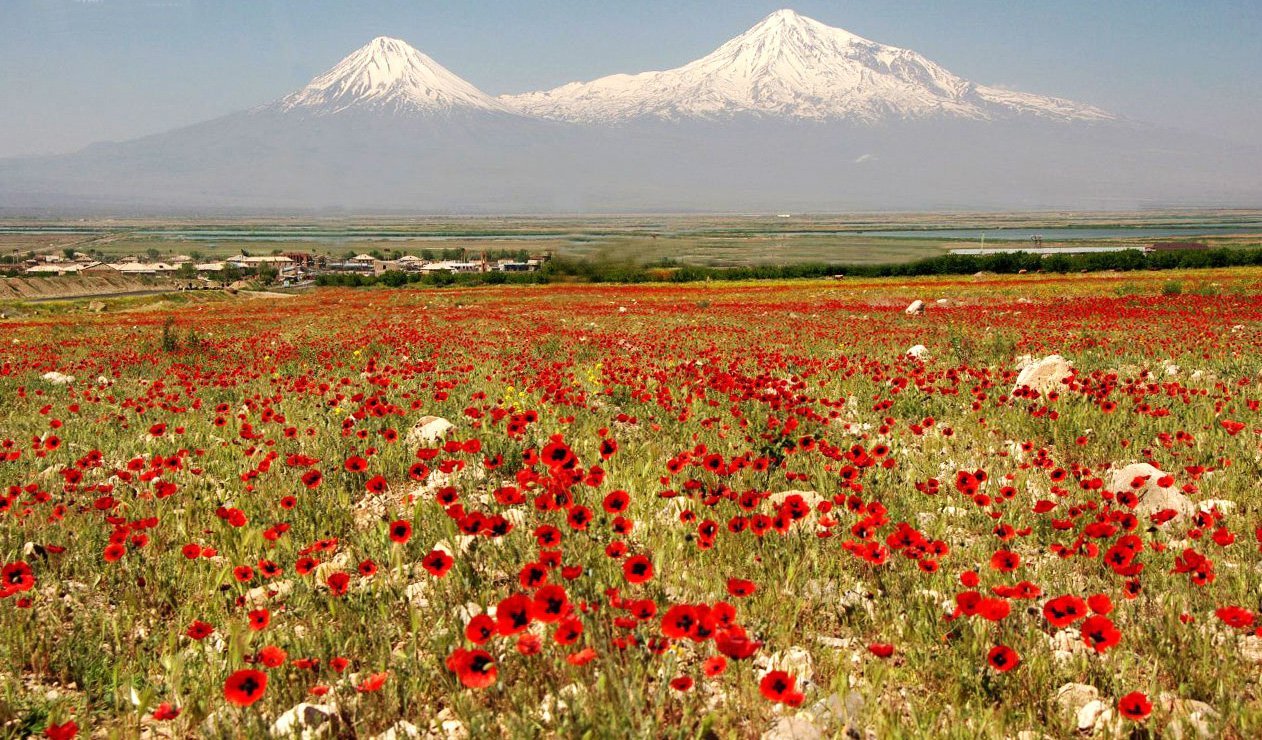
{"left": 500, "top": 9, "right": 1114, "bottom": 123}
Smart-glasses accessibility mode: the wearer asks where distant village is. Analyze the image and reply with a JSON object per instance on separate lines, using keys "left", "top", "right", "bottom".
{"left": 7, "top": 248, "right": 548, "bottom": 286}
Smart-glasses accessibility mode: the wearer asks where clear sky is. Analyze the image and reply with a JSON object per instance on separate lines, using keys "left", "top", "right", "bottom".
{"left": 2, "top": 0, "right": 1259, "bottom": 157}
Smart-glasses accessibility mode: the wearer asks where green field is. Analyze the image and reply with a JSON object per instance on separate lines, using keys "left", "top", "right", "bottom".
{"left": 2, "top": 210, "right": 1259, "bottom": 268}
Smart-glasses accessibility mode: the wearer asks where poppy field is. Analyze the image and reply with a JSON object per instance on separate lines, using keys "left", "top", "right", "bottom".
{"left": 2, "top": 268, "right": 1261, "bottom": 739}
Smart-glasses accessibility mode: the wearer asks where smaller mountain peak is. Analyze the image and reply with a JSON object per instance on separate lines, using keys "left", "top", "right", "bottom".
{"left": 277, "top": 36, "right": 513, "bottom": 116}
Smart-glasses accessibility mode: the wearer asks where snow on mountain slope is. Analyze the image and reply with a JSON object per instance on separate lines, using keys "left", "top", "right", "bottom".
{"left": 502, "top": 9, "right": 1113, "bottom": 124}
{"left": 277, "top": 36, "right": 515, "bottom": 116}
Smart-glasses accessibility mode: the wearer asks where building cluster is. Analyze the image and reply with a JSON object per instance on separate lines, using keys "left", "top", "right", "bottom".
{"left": 17, "top": 251, "right": 545, "bottom": 282}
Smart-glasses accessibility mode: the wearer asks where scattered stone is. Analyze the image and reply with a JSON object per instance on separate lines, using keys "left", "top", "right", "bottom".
{"left": 244, "top": 580, "right": 293, "bottom": 609}
{"left": 406, "top": 415, "right": 454, "bottom": 446}
{"left": 904, "top": 300, "right": 925, "bottom": 316}
{"left": 762, "top": 716, "right": 823, "bottom": 740}
{"left": 41, "top": 371, "right": 75, "bottom": 385}
{"left": 1053, "top": 683, "right": 1099, "bottom": 721}
{"left": 759, "top": 646, "right": 815, "bottom": 686}
{"left": 270, "top": 702, "right": 337, "bottom": 738}
{"left": 1163, "top": 696, "right": 1218, "bottom": 740}
{"left": 1076, "top": 699, "right": 1107, "bottom": 732}
{"left": 1109, "top": 462, "right": 1194, "bottom": 522}
{"left": 1239, "top": 635, "right": 1262, "bottom": 662}
{"left": 1198, "top": 499, "right": 1236, "bottom": 515}
{"left": 369, "top": 721, "right": 422, "bottom": 740}
{"left": 1013, "top": 355, "right": 1072, "bottom": 395}
{"left": 906, "top": 344, "right": 930, "bottom": 359}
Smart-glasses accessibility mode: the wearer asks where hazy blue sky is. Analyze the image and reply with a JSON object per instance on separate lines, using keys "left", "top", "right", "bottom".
{"left": 2, "top": 0, "right": 1259, "bottom": 157}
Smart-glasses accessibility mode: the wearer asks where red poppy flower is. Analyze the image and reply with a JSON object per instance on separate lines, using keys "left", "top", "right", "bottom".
{"left": 1042, "top": 595, "right": 1088, "bottom": 628}
{"left": 715, "top": 627, "right": 762, "bottom": 660}
{"left": 43, "top": 721, "right": 78, "bottom": 740}
{"left": 326, "top": 571, "right": 350, "bottom": 596}
{"left": 186, "top": 620, "right": 214, "bottom": 640}
{"left": 356, "top": 672, "right": 389, "bottom": 692}
{"left": 388, "top": 520, "right": 412, "bottom": 543}
{"left": 868, "top": 643, "right": 895, "bottom": 658}
{"left": 2, "top": 561, "right": 35, "bottom": 592}
{"left": 987, "top": 645, "right": 1019, "bottom": 672}
{"left": 1220, "top": 420, "right": 1246, "bottom": 436}
{"left": 623, "top": 555, "right": 654, "bottom": 584}
{"left": 422, "top": 549, "right": 454, "bottom": 577}
{"left": 496, "top": 593, "right": 534, "bottom": 635}
{"left": 1081, "top": 614, "right": 1121, "bottom": 653}
{"left": 669, "top": 675, "right": 694, "bottom": 691}
{"left": 258, "top": 645, "right": 287, "bottom": 668}
{"left": 723, "top": 575, "right": 756, "bottom": 596}
{"left": 703, "top": 655, "right": 728, "bottom": 676}
{"left": 465, "top": 614, "right": 497, "bottom": 644}
{"left": 603, "top": 489, "right": 630, "bottom": 514}
{"left": 446, "top": 648, "right": 497, "bottom": 688}
{"left": 248, "top": 609, "right": 271, "bottom": 631}
{"left": 1087, "top": 593, "right": 1113, "bottom": 615}
{"left": 1216, "top": 605, "right": 1256, "bottom": 629}
{"left": 989, "top": 549, "right": 1020, "bottom": 572}
{"left": 103, "top": 543, "right": 126, "bottom": 562}
{"left": 516, "top": 633, "right": 543, "bottom": 655}
{"left": 1117, "top": 691, "right": 1152, "bottom": 720}
{"left": 532, "top": 584, "right": 570, "bottom": 623}
{"left": 759, "top": 670, "right": 802, "bottom": 705}
{"left": 661, "top": 604, "right": 699, "bottom": 640}
{"left": 301, "top": 469, "right": 323, "bottom": 489}
{"left": 566, "top": 647, "right": 598, "bottom": 665}
{"left": 224, "top": 669, "right": 268, "bottom": 706}
{"left": 151, "top": 703, "right": 181, "bottom": 721}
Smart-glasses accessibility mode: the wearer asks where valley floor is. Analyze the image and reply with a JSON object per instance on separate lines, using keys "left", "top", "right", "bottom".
{"left": 1, "top": 268, "right": 1260, "bottom": 738}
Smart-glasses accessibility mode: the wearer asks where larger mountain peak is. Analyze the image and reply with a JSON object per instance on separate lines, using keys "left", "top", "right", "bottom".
{"left": 501, "top": 9, "right": 1113, "bottom": 124}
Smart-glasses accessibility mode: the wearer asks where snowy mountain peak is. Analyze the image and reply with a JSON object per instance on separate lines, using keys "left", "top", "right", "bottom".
{"left": 501, "top": 9, "right": 1114, "bottom": 124}
{"left": 278, "top": 36, "right": 513, "bottom": 116}
{"left": 737, "top": 8, "right": 874, "bottom": 50}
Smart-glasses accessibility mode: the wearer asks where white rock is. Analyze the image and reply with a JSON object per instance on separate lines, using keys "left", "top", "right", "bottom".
{"left": 406, "top": 416, "right": 454, "bottom": 446}
{"left": 1199, "top": 499, "right": 1236, "bottom": 515}
{"left": 1240, "top": 635, "right": 1262, "bottom": 662}
{"left": 244, "top": 580, "right": 293, "bottom": 609}
{"left": 1077, "top": 699, "right": 1106, "bottom": 731}
{"left": 762, "top": 716, "right": 823, "bottom": 740}
{"left": 906, "top": 344, "right": 930, "bottom": 359}
{"left": 760, "top": 646, "right": 815, "bottom": 685}
{"left": 1053, "top": 683, "right": 1099, "bottom": 720}
{"left": 1110, "top": 462, "right": 1195, "bottom": 522}
{"left": 1013, "top": 355, "right": 1073, "bottom": 395}
{"left": 904, "top": 300, "right": 924, "bottom": 315}
{"left": 41, "top": 371, "right": 75, "bottom": 385}
{"left": 370, "top": 721, "right": 422, "bottom": 740}
{"left": 270, "top": 703, "right": 337, "bottom": 739}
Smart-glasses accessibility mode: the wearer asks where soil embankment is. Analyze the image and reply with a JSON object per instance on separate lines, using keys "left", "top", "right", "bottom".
{"left": 0, "top": 274, "right": 182, "bottom": 301}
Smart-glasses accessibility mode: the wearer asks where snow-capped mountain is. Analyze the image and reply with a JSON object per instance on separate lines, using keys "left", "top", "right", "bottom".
{"left": 502, "top": 9, "right": 1113, "bottom": 123}
{"left": 277, "top": 36, "right": 514, "bottom": 116}
{"left": 4, "top": 13, "right": 1259, "bottom": 213}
